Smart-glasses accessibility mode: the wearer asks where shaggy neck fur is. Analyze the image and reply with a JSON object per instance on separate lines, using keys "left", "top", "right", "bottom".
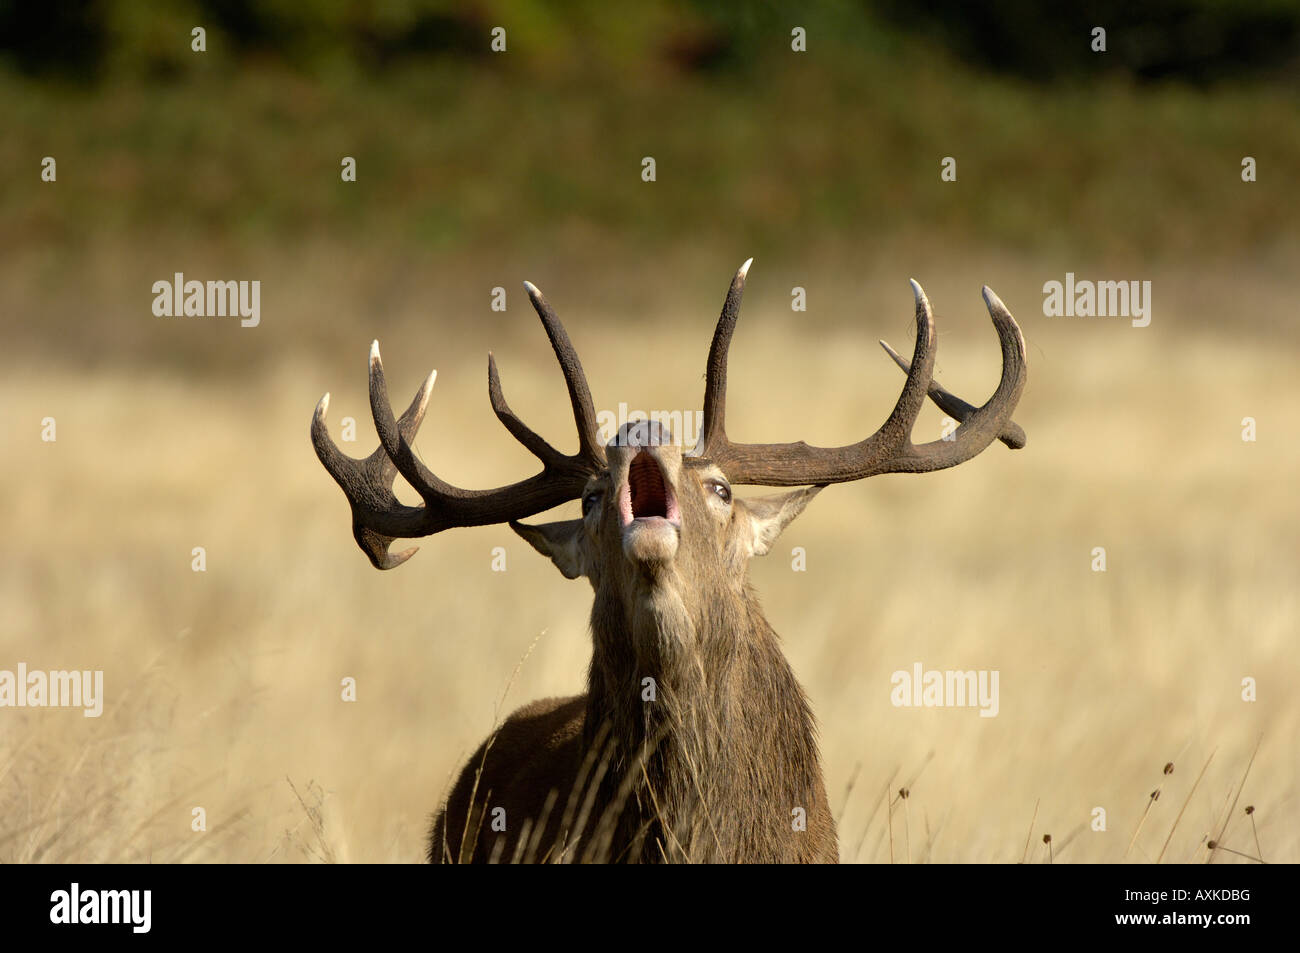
{"left": 581, "top": 572, "right": 825, "bottom": 863}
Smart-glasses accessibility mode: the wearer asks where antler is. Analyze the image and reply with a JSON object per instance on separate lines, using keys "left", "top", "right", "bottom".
{"left": 311, "top": 283, "right": 606, "bottom": 569}
{"left": 692, "top": 261, "right": 1027, "bottom": 485}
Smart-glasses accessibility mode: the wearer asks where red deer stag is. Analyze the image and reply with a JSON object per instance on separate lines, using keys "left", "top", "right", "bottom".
{"left": 311, "top": 261, "right": 1027, "bottom": 863}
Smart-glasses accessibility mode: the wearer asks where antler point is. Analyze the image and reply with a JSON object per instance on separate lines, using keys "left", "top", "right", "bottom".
{"left": 981, "top": 285, "right": 1005, "bottom": 311}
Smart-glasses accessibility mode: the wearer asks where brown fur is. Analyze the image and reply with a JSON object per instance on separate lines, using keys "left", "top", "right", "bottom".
{"left": 313, "top": 271, "right": 1024, "bottom": 864}
{"left": 429, "top": 426, "right": 837, "bottom": 863}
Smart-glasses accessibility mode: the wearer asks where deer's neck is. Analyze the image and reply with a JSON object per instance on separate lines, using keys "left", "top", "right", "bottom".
{"left": 583, "top": 580, "right": 825, "bottom": 862}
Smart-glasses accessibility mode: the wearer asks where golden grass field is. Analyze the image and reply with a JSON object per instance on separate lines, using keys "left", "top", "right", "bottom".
{"left": 1, "top": 249, "right": 1296, "bottom": 863}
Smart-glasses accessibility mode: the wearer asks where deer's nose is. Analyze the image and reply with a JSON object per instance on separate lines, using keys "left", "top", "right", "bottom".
{"left": 609, "top": 418, "right": 675, "bottom": 450}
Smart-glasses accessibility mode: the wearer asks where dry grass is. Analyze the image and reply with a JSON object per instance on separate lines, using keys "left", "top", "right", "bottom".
{"left": 1, "top": 254, "right": 1295, "bottom": 863}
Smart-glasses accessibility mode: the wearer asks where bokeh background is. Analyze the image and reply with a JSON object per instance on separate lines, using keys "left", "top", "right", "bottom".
{"left": 1, "top": 1, "right": 1296, "bottom": 862}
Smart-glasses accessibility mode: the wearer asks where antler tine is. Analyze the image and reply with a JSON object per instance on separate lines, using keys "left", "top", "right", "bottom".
{"left": 487, "top": 352, "right": 565, "bottom": 464}
{"left": 879, "top": 317, "right": 1026, "bottom": 450}
{"left": 883, "top": 285, "right": 1026, "bottom": 471}
{"left": 695, "top": 257, "right": 752, "bottom": 457}
{"left": 311, "top": 376, "right": 434, "bottom": 570}
{"left": 858, "top": 279, "right": 939, "bottom": 466}
{"left": 692, "top": 274, "right": 1026, "bottom": 486}
{"left": 313, "top": 290, "right": 606, "bottom": 569}
{"left": 523, "top": 281, "right": 606, "bottom": 467}
{"left": 368, "top": 341, "right": 455, "bottom": 496}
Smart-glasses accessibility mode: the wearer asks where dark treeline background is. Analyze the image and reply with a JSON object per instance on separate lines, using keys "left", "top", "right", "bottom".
{"left": 1, "top": 1, "right": 1296, "bottom": 368}
{"left": 4, "top": 1, "right": 1298, "bottom": 84}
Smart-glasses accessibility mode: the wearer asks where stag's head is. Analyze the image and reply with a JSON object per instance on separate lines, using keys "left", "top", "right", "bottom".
{"left": 510, "top": 412, "right": 823, "bottom": 620}
{"left": 311, "top": 260, "right": 1026, "bottom": 645}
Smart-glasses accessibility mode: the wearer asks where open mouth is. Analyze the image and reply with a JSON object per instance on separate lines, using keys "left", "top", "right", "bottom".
{"left": 619, "top": 451, "right": 680, "bottom": 528}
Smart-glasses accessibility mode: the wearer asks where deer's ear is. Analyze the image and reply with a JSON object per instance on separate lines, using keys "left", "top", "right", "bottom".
{"left": 511, "top": 519, "right": 589, "bottom": 579}
{"left": 741, "top": 486, "right": 822, "bottom": 557}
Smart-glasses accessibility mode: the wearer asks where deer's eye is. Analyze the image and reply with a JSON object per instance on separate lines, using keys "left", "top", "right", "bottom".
{"left": 582, "top": 490, "right": 603, "bottom": 515}
{"left": 706, "top": 479, "right": 732, "bottom": 504}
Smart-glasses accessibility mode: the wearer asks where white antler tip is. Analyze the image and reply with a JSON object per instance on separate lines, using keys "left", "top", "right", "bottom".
{"left": 418, "top": 370, "right": 438, "bottom": 410}
{"left": 315, "top": 393, "right": 331, "bottom": 417}
{"left": 739, "top": 257, "right": 753, "bottom": 278}
{"left": 523, "top": 280, "right": 540, "bottom": 297}
{"left": 981, "top": 285, "right": 1005, "bottom": 311}
{"left": 369, "top": 340, "right": 381, "bottom": 365}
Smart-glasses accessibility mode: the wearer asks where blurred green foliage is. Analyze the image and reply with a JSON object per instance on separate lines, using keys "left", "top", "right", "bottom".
{"left": 875, "top": 0, "right": 1300, "bottom": 84}
{"left": 4, "top": 0, "right": 1297, "bottom": 83}
{"left": 0, "top": 1, "right": 1296, "bottom": 264}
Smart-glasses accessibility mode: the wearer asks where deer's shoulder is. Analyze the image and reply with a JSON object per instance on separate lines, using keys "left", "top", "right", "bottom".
{"left": 497, "top": 694, "right": 586, "bottom": 754}
{"left": 430, "top": 695, "right": 587, "bottom": 862}
{"left": 455, "top": 694, "right": 586, "bottom": 790}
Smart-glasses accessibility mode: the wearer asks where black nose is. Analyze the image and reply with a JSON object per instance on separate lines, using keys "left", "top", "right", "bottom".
{"left": 610, "top": 418, "right": 674, "bottom": 449}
